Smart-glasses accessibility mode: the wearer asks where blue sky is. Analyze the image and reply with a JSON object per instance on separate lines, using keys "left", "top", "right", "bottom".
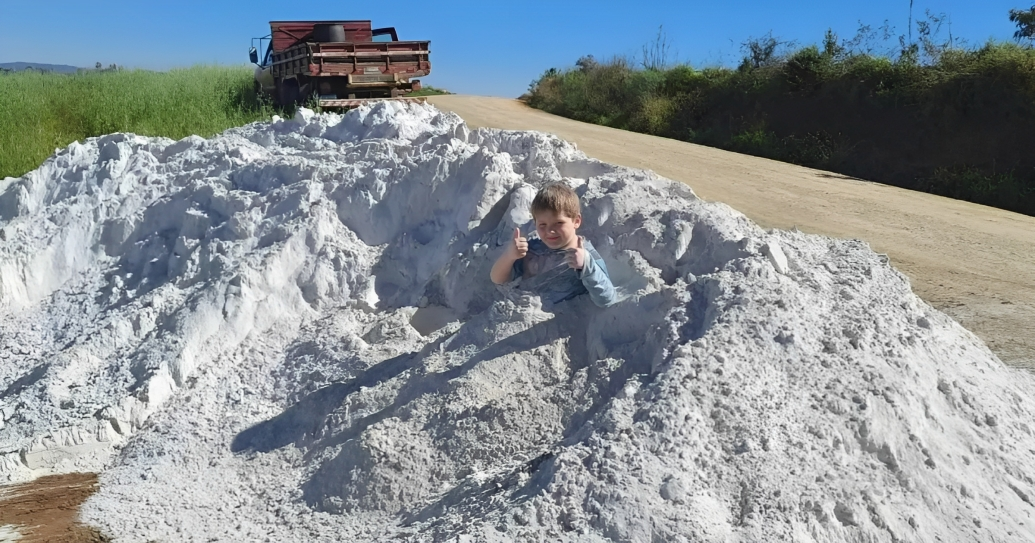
{"left": 0, "top": 0, "right": 1026, "bottom": 97}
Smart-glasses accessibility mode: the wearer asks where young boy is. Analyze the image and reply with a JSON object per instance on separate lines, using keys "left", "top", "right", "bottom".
{"left": 490, "top": 183, "right": 616, "bottom": 307}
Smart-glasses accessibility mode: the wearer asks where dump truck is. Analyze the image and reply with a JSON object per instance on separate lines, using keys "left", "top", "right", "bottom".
{"left": 249, "top": 20, "right": 431, "bottom": 109}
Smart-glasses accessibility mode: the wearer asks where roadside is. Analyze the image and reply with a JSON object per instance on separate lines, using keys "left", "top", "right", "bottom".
{"left": 0, "top": 473, "right": 107, "bottom": 542}
{"left": 428, "top": 94, "right": 1035, "bottom": 370}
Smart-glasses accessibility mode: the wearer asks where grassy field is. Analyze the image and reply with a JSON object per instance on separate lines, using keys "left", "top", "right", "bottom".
{"left": 526, "top": 32, "right": 1035, "bottom": 216}
{"left": 0, "top": 66, "right": 274, "bottom": 179}
{"left": 0, "top": 67, "right": 451, "bottom": 180}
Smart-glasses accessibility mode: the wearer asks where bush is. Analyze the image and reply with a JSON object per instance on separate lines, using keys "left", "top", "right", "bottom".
{"left": 729, "top": 128, "right": 780, "bottom": 156}
{"left": 527, "top": 58, "right": 634, "bottom": 126}
{"left": 662, "top": 65, "right": 699, "bottom": 95}
{"left": 783, "top": 46, "right": 832, "bottom": 92}
{"left": 632, "top": 95, "right": 676, "bottom": 136}
{"left": 919, "top": 167, "right": 1035, "bottom": 210}
{"left": 626, "top": 69, "right": 666, "bottom": 98}
{"left": 525, "top": 35, "right": 1035, "bottom": 217}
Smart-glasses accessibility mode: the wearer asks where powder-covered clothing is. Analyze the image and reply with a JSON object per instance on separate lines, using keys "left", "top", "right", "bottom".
{"left": 510, "top": 238, "right": 616, "bottom": 307}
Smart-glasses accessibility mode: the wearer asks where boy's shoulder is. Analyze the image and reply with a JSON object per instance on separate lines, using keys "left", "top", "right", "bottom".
{"left": 581, "top": 237, "right": 603, "bottom": 257}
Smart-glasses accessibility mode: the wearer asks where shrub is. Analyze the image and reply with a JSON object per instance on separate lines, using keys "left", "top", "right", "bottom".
{"left": 919, "top": 167, "right": 1035, "bottom": 210}
{"left": 663, "top": 65, "right": 702, "bottom": 95}
{"left": 783, "top": 46, "right": 832, "bottom": 92}
{"left": 626, "top": 69, "right": 666, "bottom": 99}
{"left": 729, "top": 128, "right": 780, "bottom": 156}
{"left": 632, "top": 95, "right": 676, "bottom": 136}
{"left": 525, "top": 32, "right": 1035, "bottom": 216}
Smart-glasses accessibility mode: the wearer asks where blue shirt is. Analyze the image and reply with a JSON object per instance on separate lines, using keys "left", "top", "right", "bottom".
{"left": 510, "top": 238, "right": 616, "bottom": 307}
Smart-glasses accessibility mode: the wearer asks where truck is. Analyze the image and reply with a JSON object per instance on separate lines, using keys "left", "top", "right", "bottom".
{"left": 249, "top": 20, "right": 431, "bottom": 109}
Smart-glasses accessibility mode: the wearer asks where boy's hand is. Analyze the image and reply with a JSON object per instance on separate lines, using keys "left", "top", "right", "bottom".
{"left": 508, "top": 228, "right": 528, "bottom": 260}
{"left": 565, "top": 236, "right": 586, "bottom": 270}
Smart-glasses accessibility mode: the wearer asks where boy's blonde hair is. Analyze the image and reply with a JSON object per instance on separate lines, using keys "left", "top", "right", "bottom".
{"left": 530, "top": 183, "right": 580, "bottom": 219}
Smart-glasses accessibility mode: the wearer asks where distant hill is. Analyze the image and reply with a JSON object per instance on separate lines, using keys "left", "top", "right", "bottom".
{"left": 0, "top": 62, "right": 81, "bottom": 73}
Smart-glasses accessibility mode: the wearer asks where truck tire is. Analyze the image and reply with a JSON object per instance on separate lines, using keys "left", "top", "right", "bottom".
{"left": 278, "top": 78, "right": 300, "bottom": 107}
{"left": 313, "top": 24, "right": 345, "bottom": 43}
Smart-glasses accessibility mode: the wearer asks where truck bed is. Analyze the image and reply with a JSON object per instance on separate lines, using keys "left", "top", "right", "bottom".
{"left": 270, "top": 40, "right": 431, "bottom": 82}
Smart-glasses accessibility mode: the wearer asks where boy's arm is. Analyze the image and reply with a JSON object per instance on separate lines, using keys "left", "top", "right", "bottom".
{"left": 579, "top": 247, "right": 616, "bottom": 307}
{"left": 491, "top": 253, "right": 519, "bottom": 284}
{"left": 491, "top": 228, "right": 528, "bottom": 284}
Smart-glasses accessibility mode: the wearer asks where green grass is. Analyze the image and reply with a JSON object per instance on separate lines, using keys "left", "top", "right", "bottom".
{"left": 0, "top": 69, "right": 452, "bottom": 179}
{"left": 0, "top": 66, "right": 275, "bottom": 179}
{"left": 408, "top": 85, "right": 451, "bottom": 97}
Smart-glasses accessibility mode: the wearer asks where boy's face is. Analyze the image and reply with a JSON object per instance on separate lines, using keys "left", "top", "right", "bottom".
{"left": 534, "top": 210, "right": 582, "bottom": 250}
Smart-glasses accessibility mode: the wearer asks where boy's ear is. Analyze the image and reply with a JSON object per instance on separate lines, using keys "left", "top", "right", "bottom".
{"left": 573, "top": 214, "right": 582, "bottom": 228}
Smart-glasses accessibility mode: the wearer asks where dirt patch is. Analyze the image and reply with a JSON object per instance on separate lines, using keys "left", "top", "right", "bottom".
{"left": 0, "top": 473, "right": 108, "bottom": 542}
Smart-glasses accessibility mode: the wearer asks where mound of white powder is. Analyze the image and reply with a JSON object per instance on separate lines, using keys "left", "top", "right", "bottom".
{"left": 1, "top": 102, "right": 1033, "bottom": 541}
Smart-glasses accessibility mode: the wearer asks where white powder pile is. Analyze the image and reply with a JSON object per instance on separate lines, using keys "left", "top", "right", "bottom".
{"left": 1, "top": 102, "right": 1033, "bottom": 542}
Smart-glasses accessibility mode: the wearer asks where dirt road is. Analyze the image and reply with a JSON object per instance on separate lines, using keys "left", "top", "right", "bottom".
{"left": 429, "top": 95, "right": 1035, "bottom": 370}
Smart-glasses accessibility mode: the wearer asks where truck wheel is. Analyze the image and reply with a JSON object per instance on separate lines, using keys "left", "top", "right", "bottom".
{"left": 278, "top": 79, "right": 300, "bottom": 107}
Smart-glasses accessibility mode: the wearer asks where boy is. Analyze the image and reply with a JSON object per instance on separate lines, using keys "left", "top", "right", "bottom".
{"left": 490, "top": 183, "right": 616, "bottom": 307}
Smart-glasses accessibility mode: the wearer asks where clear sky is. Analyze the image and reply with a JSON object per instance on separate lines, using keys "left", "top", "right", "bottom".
{"left": 0, "top": 0, "right": 1026, "bottom": 97}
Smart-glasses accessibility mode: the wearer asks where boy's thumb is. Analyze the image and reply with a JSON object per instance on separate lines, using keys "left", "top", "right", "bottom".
{"left": 513, "top": 227, "right": 521, "bottom": 240}
{"left": 577, "top": 236, "right": 584, "bottom": 248}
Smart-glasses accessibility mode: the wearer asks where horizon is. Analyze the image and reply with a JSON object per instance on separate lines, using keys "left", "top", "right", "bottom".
{"left": 1, "top": 0, "right": 1028, "bottom": 97}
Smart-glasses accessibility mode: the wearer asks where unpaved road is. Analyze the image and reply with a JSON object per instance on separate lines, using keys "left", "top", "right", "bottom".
{"left": 429, "top": 95, "right": 1035, "bottom": 370}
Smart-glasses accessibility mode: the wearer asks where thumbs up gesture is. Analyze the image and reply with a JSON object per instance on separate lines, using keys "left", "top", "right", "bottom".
{"left": 508, "top": 227, "right": 528, "bottom": 260}
{"left": 565, "top": 236, "right": 586, "bottom": 270}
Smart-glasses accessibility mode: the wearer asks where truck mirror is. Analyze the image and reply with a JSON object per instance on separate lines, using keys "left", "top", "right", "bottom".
{"left": 249, "top": 47, "right": 259, "bottom": 65}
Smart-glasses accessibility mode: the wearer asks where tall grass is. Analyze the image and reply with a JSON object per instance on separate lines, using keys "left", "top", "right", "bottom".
{"left": 526, "top": 42, "right": 1035, "bottom": 216}
{"left": 0, "top": 66, "right": 275, "bottom": 179}
{"left": 407, "top": 85, "right": 451, "bottom": 97}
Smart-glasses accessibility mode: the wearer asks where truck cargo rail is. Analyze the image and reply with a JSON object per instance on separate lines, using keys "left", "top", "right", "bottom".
{"left": 271, "top": 40, "right": 431, "bottom": 78}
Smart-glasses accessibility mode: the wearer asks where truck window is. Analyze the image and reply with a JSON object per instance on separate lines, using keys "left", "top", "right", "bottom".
{"left": 371, "top": 27, "right": 398, "bottom": 42}
{"left": 263, "top": 42, "right": 273, "bottom": 66}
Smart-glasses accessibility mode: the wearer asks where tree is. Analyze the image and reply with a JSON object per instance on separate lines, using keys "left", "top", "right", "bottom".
{"left": 96, "top": 62, "right": 102, "bottom": 70}
{"left": 576, "top": 55, "right": 598, "bottom": 72}
{"left": 908, "top": 0, "right": 915, "bottom": 44}
{"left": 740, "top": 32, "right": 781, "bottom": 70}
{"left": 641, "top": 25, "right": 672, "bottom": 71}
{"left": 1009, "top": 6, "right": 1035, "bottom": 43}
{"left": 822, "top": 29, "right": 845, "bottom": 59}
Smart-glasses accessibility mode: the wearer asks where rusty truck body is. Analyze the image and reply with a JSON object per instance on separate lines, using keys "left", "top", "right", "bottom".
{"left": 250, "top": 20, "right": 431, "bottom": 109}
